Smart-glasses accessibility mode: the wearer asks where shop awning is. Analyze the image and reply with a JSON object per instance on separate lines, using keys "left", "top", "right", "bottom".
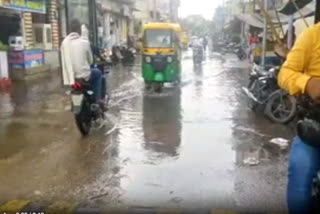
{"left": 270, "top": 5, "right": 314, "bottom": 22}
{"left": 235, "top": 4, "right": 314, "bottom": 29}
{"left": 279, "top": 0, "right": 313, "bottom": 15}
{"left": 235, "top": 14, "right": 265, "bottom": 28}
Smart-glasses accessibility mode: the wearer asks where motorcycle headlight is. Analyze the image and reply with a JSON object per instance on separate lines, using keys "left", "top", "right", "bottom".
{"left": 167, "top": 56, "right": 173, "bottom": 63}
{"left": 145, "top": 56, "right": 151, "bottom": 63}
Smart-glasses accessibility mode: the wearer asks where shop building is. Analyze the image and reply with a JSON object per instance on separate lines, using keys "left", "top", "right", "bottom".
{"left": 0, "top": 0, "right": 60, "bottom": 81}
{"left": 59, "top": 0, "right": 135, "bottom": 49}
{"left": 99, "top": 0, "right": 135, "bottom": 48}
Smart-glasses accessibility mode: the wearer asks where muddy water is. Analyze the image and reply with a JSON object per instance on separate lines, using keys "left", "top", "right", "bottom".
{"left": 0, "top": 52, "right": 293, "bottom": 212}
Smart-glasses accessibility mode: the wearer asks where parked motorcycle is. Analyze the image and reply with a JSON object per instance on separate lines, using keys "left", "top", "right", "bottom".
{"left": 99, "top": 48, "right": 113, "bottom": 66}
{"left": 120, "top": 45, "right": 136, "bottom": 65}
{"left": 111, "top": 46, "right": 123, "bottom": 65}
{"left": 242, "top": 64, "right": 296, "bottom": 124}
{"left": 112, "top": 45, "right": 136, "bottom": 65}
{"left": 234, "top": 43, "right": 246, "bottom": 60}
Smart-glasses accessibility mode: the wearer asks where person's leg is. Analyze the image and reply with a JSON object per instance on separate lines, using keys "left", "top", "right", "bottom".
{"left": 287, "top": 136, "right": 320, "bottom": 214}
{"left": 90, "top": 68, "right": 102, "bottom": 103}
{"left": 101, "top": 75, "right": 106, "bottom": 100}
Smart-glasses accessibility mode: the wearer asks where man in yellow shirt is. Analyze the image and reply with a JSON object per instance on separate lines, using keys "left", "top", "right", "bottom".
{"left": 278, "top": 23, "right": 320, "bottom": 214}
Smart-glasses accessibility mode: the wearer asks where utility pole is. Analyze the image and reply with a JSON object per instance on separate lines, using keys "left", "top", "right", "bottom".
{"left": 241, "top": 0, "right": 245, "bottom": 44}
{"left": 315, "top": 0, "right": 320, "bottom": 23}
{"left": 261, "top": 0, "right": 268, "bottom": 66}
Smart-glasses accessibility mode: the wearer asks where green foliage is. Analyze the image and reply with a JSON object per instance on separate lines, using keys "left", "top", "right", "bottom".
{"left": 0, "top": 40, "right": 9, "bottom": 51}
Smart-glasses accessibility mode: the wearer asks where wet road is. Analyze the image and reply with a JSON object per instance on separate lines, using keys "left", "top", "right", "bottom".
{"left": 0, "top": 51, "right": 294, "bottom": 213}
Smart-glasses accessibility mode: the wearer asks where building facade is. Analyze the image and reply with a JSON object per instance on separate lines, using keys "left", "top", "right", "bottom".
{"left": 59, "top": 0, "right": 135, "bottom": 47}
{"left": 133, "top": 0, "right": 180, "bottom": 35}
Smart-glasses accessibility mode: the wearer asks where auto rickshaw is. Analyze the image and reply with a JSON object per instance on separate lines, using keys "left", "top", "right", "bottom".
{"left": 142, "top": 23, "right": 182, "bottom": 92}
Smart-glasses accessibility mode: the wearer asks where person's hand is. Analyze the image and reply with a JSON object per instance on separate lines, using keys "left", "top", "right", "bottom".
{"left": 306, "top": 78, "right": 320, "bottom": 103}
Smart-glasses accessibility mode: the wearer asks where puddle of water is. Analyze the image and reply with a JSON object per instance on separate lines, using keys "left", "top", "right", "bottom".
{"left": 0, "top": 54, "right": 291, "bottom": 212}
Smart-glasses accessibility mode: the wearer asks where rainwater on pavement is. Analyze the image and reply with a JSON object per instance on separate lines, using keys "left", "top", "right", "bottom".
{"left": 0, "top": 51, "right": 294, "bottom": 213}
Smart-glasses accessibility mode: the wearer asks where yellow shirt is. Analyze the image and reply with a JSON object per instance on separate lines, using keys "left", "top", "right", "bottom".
{"left": 278, "top": 23, "right": 320, "bottom": 95}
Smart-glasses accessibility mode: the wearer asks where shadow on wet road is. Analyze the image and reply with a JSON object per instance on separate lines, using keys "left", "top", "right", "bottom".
{"left": 0, "top": 51, "right": 293, "bottom": 213}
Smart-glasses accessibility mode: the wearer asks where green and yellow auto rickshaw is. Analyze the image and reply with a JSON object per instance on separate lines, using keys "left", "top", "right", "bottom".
{"left": 142, "top": 23, "right": 182, "bottom": 92}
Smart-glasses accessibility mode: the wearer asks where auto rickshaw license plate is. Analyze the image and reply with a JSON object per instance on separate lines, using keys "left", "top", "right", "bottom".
{"left": 154, "top": 58, "right": 163, "bottom": 62}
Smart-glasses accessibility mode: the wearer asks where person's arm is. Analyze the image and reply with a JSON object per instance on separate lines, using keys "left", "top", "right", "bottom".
{"left": 278, "top": 28, "right": 314, "bottom": 95}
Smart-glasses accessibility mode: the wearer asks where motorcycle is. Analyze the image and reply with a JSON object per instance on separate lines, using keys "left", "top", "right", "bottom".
{"left": 112, "top": 45, "right": 136, "bottom": 65}
{"left": 99, "top": 48, "right": 113, "bottom": 66}
{"left": 70, "top": 48, "right": 110, "bottom": 136}
{"left": 234, "top": 44, "right": 247, "bottom": 60}
{"left": 242, "top": 64, "right": 296, "bottom": 124}
{"left": 111, "top": 46, "right": 123, "bottom": 65}
{"left": 70, "top": 79, "right": 105, "bottom": 136}
{"left": 120, "top": 45, "right": 136, "bottom": 65}
{"left": 192, "top": 46, "right": 204, "bottom": 66}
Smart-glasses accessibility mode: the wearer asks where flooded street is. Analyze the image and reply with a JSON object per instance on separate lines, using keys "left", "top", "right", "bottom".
{"left": 0, "top": 51, "right": 294, "bottom": 213}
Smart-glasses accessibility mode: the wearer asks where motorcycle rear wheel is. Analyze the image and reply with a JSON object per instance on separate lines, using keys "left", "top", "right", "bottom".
{"left": 75, "top": 101, "right": 92, "bottom": 136}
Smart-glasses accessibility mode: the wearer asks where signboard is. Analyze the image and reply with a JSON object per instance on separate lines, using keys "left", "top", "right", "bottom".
{"left": 11, "top": 0, "right": 26, "bottom": 8}
{"left": 0, "top": 0, "right": 45, "bottom": 13}
{"left": 9, "top": 50, "right": 44, "bottom": 69}
{"left": 26, "top": 0, "right": 45, "bottom": 13}
{"left": 0, "top": 0, "right": 11, "bottom": 7}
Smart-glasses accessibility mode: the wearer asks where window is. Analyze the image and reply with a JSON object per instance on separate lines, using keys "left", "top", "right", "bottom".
{"left": 144, "top": 29, "right": 173, "bottom": 48}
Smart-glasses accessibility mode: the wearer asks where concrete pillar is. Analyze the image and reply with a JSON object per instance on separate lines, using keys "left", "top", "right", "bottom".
{"left": 46, "top": 0, "right": 60, "bottom": 49}
{"left": 316, "top": 0, "right": 320, "bottom": 24}
{"left": 22, "top": 12, "right": 34, "bottom": 49}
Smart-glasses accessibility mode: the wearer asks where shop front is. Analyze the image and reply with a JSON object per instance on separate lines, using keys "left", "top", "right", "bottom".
{"left": 0, "top": 0, "right": 59, "bottom": 81}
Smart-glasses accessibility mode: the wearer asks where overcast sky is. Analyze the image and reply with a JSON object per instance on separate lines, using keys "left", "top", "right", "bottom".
{"left": 179, "top": 0, "right": 223, "bottom": 20}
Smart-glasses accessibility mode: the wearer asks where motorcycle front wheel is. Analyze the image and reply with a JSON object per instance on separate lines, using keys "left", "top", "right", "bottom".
{"left": 264, "top": 90, "right": 297, "bottom": 124}
{"left": 75, "top": 100, "right": 92, "bottom": 136}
